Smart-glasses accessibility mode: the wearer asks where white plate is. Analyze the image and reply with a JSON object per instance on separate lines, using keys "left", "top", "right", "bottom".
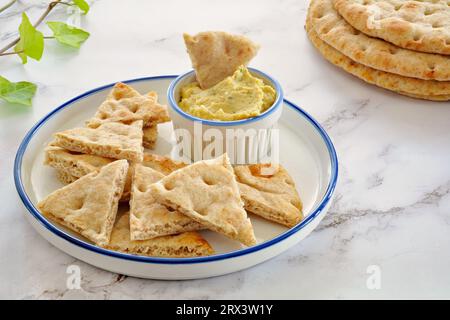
{"left": 14, "top": 76, "right": 338, "bottom": 280}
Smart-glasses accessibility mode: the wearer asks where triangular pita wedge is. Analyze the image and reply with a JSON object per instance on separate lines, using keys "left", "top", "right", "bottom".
{"left": 142, "top": 153, "right": 187, "bottom": 175}
{"left": 45, "top": 145, "right": 133, "bottom": 201}
{"left": 103, "top": 212, "right": 214, "bottom": 257}
{"left": 37, "top": 160, "right": 129, "bottom": 246}
{"left": 130, "top": 164, "right": 203, "bottom": 240}
{"left": 86, "top": 82, "right": 170, "bottom": 128}
{"left": 55, "top": 169, "right": 78, "bottom": 184}
{"left": 234, "top": 164, "right": 303, "bottom": 228}
{"left": 142, "top": 124, "right": 157, "bottom": 149}
{"left": 149, "top": 153, "right": 256, "bottom": 246}
{"left": 53, "top": 120, "right": 144, "bottom": 162}
{"left": 45, "top": 145, "right": 114, "bottom": 178}
{"left": 183, "top": 31, "right": 259, "bottom": 89}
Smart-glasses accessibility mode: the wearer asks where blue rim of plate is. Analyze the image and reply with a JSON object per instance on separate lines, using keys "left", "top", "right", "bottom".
{"left": 167, "top": 68, "right": 284, "bottom": 126}
{"left": 14, "top": 75, "right": 338, "bottom": 265}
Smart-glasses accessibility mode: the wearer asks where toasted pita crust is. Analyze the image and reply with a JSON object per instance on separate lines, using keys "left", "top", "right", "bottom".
{"left": 183, "top": 31, "right": 259, "bottom": 89}
{"left": 234, "top": 164, "right": 303, "bottom": 227}
{"left": 142, "top": 124, "right": 157, "bottom": 149}
{"left": 309, "top": 0, "right": 450, "bottom": 81}
{"left": 103, "top": 212, "right": 214, "bottom": 257}
{"left": 142, "top": 153, "right": 187, "bottom": 175}
{"left": 130, "top": 164, "right": 203, "bottom": 240}
{"left": 45, "top": 145, "right": 114, "bottom": 178}
{"left": 54, "top": 120, "right": 144, "bottom": 162}
{"left": 55, "top": 169, "right": 78, "bottom": 184}
{"left": 333, "top": 0, "right": 450, "bottom": 55}
{"left": 86, "top": 83, "right": 170, "bottom": 128}
{"left": 306, "top": 23, "right": 450, "bottom": 100}
{"left": 149, "top": 153, "right": 256, "bottom": 246}
{"left": 37, "top": 160, "right": 129, "bottom": 246}
{"left": 45, "top": 145, "right": 133, "bottom": 201}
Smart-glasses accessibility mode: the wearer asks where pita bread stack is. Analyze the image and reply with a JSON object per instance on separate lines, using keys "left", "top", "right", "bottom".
{"left": 306, "top": 0, "right": 450, "bottom": 101}
{"left": 39, "top": 82, "right": 216, "bottom": 257}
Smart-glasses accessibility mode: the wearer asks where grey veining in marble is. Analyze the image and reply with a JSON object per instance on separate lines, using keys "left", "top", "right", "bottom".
{"left": 1, "top": 0, "right": 450, "bottom": 299}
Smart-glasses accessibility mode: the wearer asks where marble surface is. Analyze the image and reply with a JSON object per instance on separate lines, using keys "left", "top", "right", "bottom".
{"left": 1, "top": 0, "right": 450, "bottom": 300}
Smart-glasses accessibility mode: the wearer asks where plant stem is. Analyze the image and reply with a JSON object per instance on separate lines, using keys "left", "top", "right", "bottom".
{"left": 44, "top": 36, "right": 55, "bottom": 39}
{"left": 0, "top": 50, "right": 22, "bottom": 56}
{"left": 0, "top": 0, "right": 17, "bottom": 14}
{"left": 0, "top": 0, "right": 62, "bottom": 54}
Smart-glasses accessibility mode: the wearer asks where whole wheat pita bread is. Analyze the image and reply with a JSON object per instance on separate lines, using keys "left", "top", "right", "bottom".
{"left": 306, "top": 21, "right": 450, "bottom": 100}
{"left": 184, "top": 31, "right": 259, "bottom": 89}
{"left": 149, "top": 153, "right": 256, "bottom": 246}
{"left": 45, "top": 145, "right": 114, "bottom": 178}
{"left": 47, "top": 150, "right": 187, "bottom": 201}
{"left": 55, "top": 169, "right": 78, "bottom": 185}
{"left": 45, "top": 145, "right": 133, "bottom": 201}
{"left": 103, "top": 212, "right": 214, "bottom": 257}
{"left": 86, "top": 83, "right": 170, "bottom": 128}
{"left": 234, "top": 164, "right": 303, "bottom": 227}
{"left": 37, "top": 160, "right": 129, "bottom": 246}
{"left": 142, "top": 153, "right": 187, "bottom": 175}
{"left": 54, "top": 120, "right": 144, "bottom": 162}
{"left": 310, "top": 0, "right": 450, "bottom": 81}
{"left": 130, "top": 164, "right": 203, "bottom": 240}
{"left": 142, "top": 124, "right": 158, "bottom": 149}
{"left": 333, "top": 0, "right": 450, "bottom": 55}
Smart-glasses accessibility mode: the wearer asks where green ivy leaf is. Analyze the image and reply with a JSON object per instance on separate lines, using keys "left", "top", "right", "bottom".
{"left": 0, "top": 76, "right": 37, "bottom": 106}
{"left": 47, "top": 21, "right": 90, "bottom": 48}
{"left": 14, "top": 13, "right": 44, "bottom": 64}
{"left": 73, "top": 0, "right": 90, "bottom": 14}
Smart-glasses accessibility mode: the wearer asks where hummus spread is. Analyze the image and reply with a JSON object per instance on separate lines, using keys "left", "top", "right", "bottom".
{"left": 179, "top": 66, "right": 276, "bottom": 121}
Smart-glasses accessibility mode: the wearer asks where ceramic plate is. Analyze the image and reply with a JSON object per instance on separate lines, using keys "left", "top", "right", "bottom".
{"left": 14, "top": 75, "right": 338, "bottom": 279}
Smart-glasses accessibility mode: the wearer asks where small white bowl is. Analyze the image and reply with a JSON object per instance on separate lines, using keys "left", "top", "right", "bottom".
{"left": 167, "top": 68, "right": 283, "bottom": 164}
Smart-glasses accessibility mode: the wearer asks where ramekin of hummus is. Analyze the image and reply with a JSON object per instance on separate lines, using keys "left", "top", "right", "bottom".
{"left": 178, "top": 66, "right": 276, "bottom": 121}
{"left": 167, "top": 67, "right": 283, "bottom": 164}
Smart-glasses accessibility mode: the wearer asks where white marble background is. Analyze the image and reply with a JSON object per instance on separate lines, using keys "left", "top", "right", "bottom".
{"left": 1, "top": 0, "right": 450, "bottom": 299}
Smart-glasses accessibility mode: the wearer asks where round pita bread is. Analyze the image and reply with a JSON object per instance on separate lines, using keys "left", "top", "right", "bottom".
{"left": 310, "top": 0, "right": 450, "bottom": 81}
{"left": 333, "top": 0, "right": 450, "bottom": 55}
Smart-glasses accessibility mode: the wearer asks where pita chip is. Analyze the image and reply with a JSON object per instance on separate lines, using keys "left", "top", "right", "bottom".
{"left": 53, "top": 120, "right": 144, "bottom": 162}
{"left": 55, "top": 169, "right": 78, "bottom": 185}
{"left": 103, "top": 212, "right": 214, "bottom": 257}
{"left": 37, "top": 160, "right": 129, "bottom": 246}
{"left": 142, "top": 124, "right": 158, "bottom": 149}
{"left": 149, "top": 153, "right": 257, "bottom": 246}
{"left": 86, "top": 83, "right": 170, "bottom": 128}
{"left": 142, "top": 153, "right": 187, "bottom": 175}
{"left": 234, "top": 164, "right": 303, "bottom": 227}
{"left": 45, "top": 145, "right": 114, "bottom": 179}
{"left": 183, "top": 31, "right": 259, "bottom": 89}
{"left": 130, "top": 164, "right": 203, "bottom": 240}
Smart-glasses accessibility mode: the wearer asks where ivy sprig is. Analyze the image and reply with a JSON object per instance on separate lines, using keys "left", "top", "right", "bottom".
{"left": 0, "top": 0, "right": 90, "bottom": 106}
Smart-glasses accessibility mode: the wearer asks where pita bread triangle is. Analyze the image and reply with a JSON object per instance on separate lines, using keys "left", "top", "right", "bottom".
{"left": 183, "top": 31, "right": 259, "bottom": 89}
{"left": 142, "top": 153, "right": 187, "bottom": 175}
{"left": 130, "top": 164, "right": 203, "bottom": 240}
{"left": 54, "top": 120, "right": 144, "bottom": 162}
{"left": 45, "top": 145, "right": 114, "bottom": 179}
{"left": 37, "top": 160, "right": 129, "bottom": 246}
{"left": 86, "top": 82, "right": 170, "bottom": 128}
{"left": 142, "top": 124, "right": 157, "bottom": 149}
{"left": 149, "top": 153, "right": 257, "bottom": 246}
{"left": 104, "top": 212, "right": 214, "bottom": 257}
{"left": 234, "top": 164, "right": 303, "bottom": 227}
